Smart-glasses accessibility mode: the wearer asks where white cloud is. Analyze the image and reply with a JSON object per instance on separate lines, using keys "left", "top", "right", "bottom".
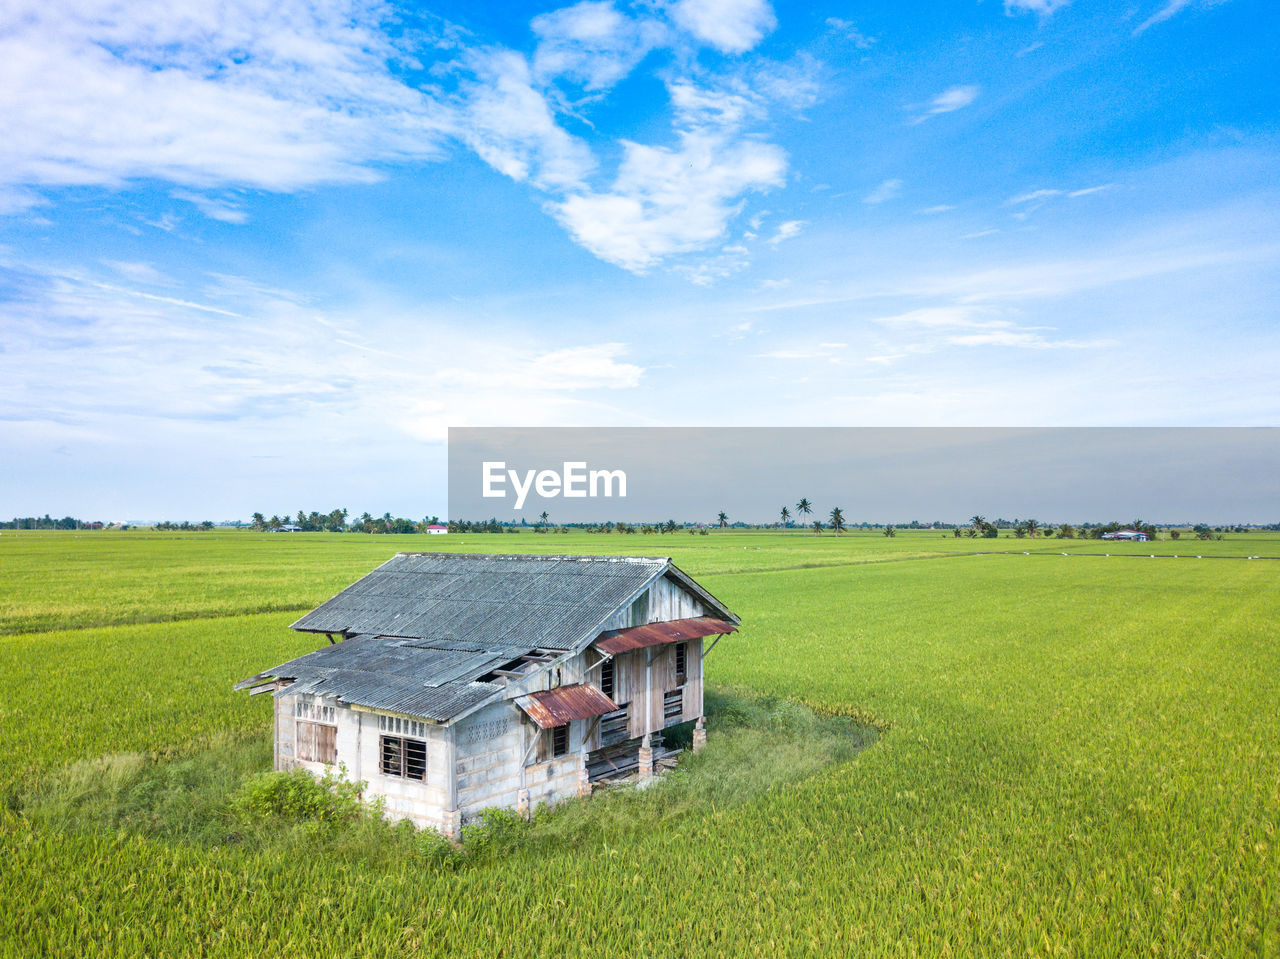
{"left": 825, "top": 18, "right": 876, "bottom": 49}
{"left": 0, "top": 261, "right": 647, "bottom": 450}
{"left": 670, "top": 0, "right": 777, "bottom": 54}
{"left": 0, "top": 0, "right": 793, "bottom": 277}
{"left": 1068, "top": 183, "right": 1115, "bottom": 198}
{"left": 864, "top": 178, "right": 903, "bottom": 204}
{"left": 1004, "top": 0, "right": 1072, "bottom": 14}
{"left": 870, "top": 306, "right": 1005, "bottom": 330}
{"left": 0, "top": 0, "right": 452, "bottom": 195}
{"left": 102, "top": 261, "right": 169, "bottom": 284}
{"left": 1008, "top": 184, "right": 1115, "bottom": 216}
{"left": 1010, "top": 188, "right": 1064, "bottom": 205}
{"left": 532, "top": 2, "right": 664, "bottom": 91}
{"left": 769, "top": 220, "right": 804, "bottom": 245}
{"left": 455, "top": 49, "right": 596, "bottom": 192}
{"left": 752, "top": 348, "right": 834, "bottom": 360}
{"left": 440, "top": 342, "right": 643, "bottom": 390}
{"left": 552, "top": 131, "right": 786, "bottom": 271}
{"left": 864, "top": 305, "right": 1111, "bottom": 353}
{"left": 946, "top": 330, "right": 1110, "bottom": 349}
{"left": 1133, "top": 0, "right": 1193, "bottom": 34}
{"left": 748, "top": 54, "right": 823, "bottom": 112}
{"left": 911, "top": 85, "right": 980, "bottom": 123}
{"left": 918, "top": 205, "right": 956, "bottom": 215}
{"left": 669, "top": 81, "right": 763, "bottom": 129}
{"left": 171, "top": 190, "right": 249, "bottom": 224}
{"left": 0, "top": 187, "right": 44, "bottom": 216}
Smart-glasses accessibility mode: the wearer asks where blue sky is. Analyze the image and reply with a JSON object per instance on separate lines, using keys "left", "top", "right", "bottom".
{"left": 1, "top": 0, "right": 1277, "bottom": 520}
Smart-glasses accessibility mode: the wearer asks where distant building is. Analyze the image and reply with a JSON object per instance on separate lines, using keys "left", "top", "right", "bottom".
{"left": 272, "top": 524, "right": 303, "bottom": 533}
{"left": 236, "top": 553, "right": 738, "bottom": 838}
{"left": 1101, "top": 529, "right": 1149, "bottom": 541}
{"left": 425, "top": 524, "right": 448, "bottom": 534}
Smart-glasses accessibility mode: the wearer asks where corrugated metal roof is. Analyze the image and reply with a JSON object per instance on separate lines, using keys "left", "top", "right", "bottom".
{"left": 290, "top": 553, "right": 682, "bottom": 652}
{"left": 233, "top": 634, "right": 516, "bottom": 722}
{"left": 595, "top": 616, "right": 738, "bottom": 655}
{"left": 516, "top": 684, "right": 618, "bottom": 729}
{"left": 237, "top": 553, "right": 740, "bottom": 724}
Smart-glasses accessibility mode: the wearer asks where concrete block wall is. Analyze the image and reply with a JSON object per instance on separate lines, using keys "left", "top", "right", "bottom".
{"left": 353, "top": 710, "right": 451, "bottom": 833}
{"left": 454, "top": 701, "right": 525, "bottom": 819}
{"left": 273, "top": 695, "right": 454, "bottom": 834}
{"left": 454, "top": 700, "right": 587, "bottom": 822}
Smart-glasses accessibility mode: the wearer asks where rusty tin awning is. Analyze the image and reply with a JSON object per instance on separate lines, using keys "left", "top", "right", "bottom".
{"left": 516, "top": 684, "right": 618, "bottom": 729}
{"left": 594, "top": 616, "right": 737, "bottom": 655}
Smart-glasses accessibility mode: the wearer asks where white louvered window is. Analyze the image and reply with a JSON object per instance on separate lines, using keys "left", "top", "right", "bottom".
{"left": 295, "top": 699, "right": 336, "bottom": 723}
{"left": 378, "top": 714, "right": 427, "bottom": 738}
{"left": 377, "top": 714, "right": 427, "bottom": 781}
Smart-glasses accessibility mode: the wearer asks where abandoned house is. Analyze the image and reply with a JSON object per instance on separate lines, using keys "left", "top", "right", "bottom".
{"left": 235, "top": 553, "right": 739, "bottom": 837}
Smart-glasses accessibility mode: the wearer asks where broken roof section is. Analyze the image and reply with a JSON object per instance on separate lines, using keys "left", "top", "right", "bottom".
{"left": 595, "top": 616, "right": 737, "bottom": 655}
{"left": 516, "top": 684, "right": 618, "bottom": 729}
{"left": 233, "top": 634, "right": 524, "bottom": 722}
{"left": 237, "top": 553, "right": 739, "bottom": 725}
{"left": 290, "top": 553, "right": 736, "bottom": 653}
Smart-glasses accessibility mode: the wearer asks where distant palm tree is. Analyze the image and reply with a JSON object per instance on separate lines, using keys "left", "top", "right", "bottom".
{"left": 717, "top": 511, "right": 728, "bottom": 529}
{"left": 780, "top": 506, "right": 790, "bottom": 528}
{"left": 811, "top": 520, "right": 824, "bottom": 535}
{"left": 797, "top": 498, "right": 813, "bottom": 533}
{"left": 665, "top": 519, "right": 677, "bottom": 534}
{"left": 1025, "top": 518, "right": 1039, "bottom": 538}
{"left": 829, "top": 507, "right": 846, "bottom": 536}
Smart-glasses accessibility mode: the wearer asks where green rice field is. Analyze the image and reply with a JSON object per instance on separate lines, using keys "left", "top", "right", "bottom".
{"left": 1, "top": 529, "right": 1276, "bottom": 957}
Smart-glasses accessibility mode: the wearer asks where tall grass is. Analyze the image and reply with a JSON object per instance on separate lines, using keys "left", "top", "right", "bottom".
{"left": 1, "top": 539, "right": 1276, "bottom": 957}
{"left": 8, "top": 526, "right": 1268, "bottom": 635}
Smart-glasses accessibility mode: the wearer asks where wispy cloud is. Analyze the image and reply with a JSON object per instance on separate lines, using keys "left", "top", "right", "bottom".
{"left": 868, "top": 305, "right": 1113, "bottom": 352}
{"left": 0, "top": 0, "right": 453, "bottom": 194}
{"left": 171, "top": 191, "right": 249, "bottom": 225}
{"left": 0, "top": 261, "right": 648, "bottom": 446}
{"left": 864, "top": 179, "right": 904, "bottom": 204}
{"left": 910, "top": 85, "right": 980, "bottom": 124}
{"left": 450, "top": 6, "right": 797, "bottom": 278}
{"left": 1008, "top": 183, "right": 1115, "bottom": 217}
{"left": 1004, "top": 0, "right": 1072, "bottom": 14}
{"left": 918, "top": 205, "right": 955, "bottom": 215}
{"left": 825, "top": 18, "right": 876, "bottom": 49}
{"left": 554, "top": 134, "right": 785, "bottom": 270}
{"left": 670, "top": 0, "right": 777, "bottom": 54}
{"left": 945, "top": 329, "right": 1110, "bottom": 349}
{"left": 1010, "top": 188, "right": 1064, "bottom": 205}
{"left": 1133, "top": 0, "right": 1206, "bottom": 34}
{"left": 769, "top": 220, "right": 804, "bottom": 245}
{"left": 0, "top": 0, "right": 795, "bottom": 279}
{"left": 102, "top": 261, "right": 169, "bottom": 285}
{"left": 532, "top": 2, "right": 665, "bottom": 92}
{"left": 751, "top": 347, "right": 841, "bottom": 360}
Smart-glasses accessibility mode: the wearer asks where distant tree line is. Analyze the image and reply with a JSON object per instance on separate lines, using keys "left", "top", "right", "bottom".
{"left": 2, "top": 515, "right": 105, "bottom": 530}
{"left": 250, "top": 510, "right": 443, "bottom": 534}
